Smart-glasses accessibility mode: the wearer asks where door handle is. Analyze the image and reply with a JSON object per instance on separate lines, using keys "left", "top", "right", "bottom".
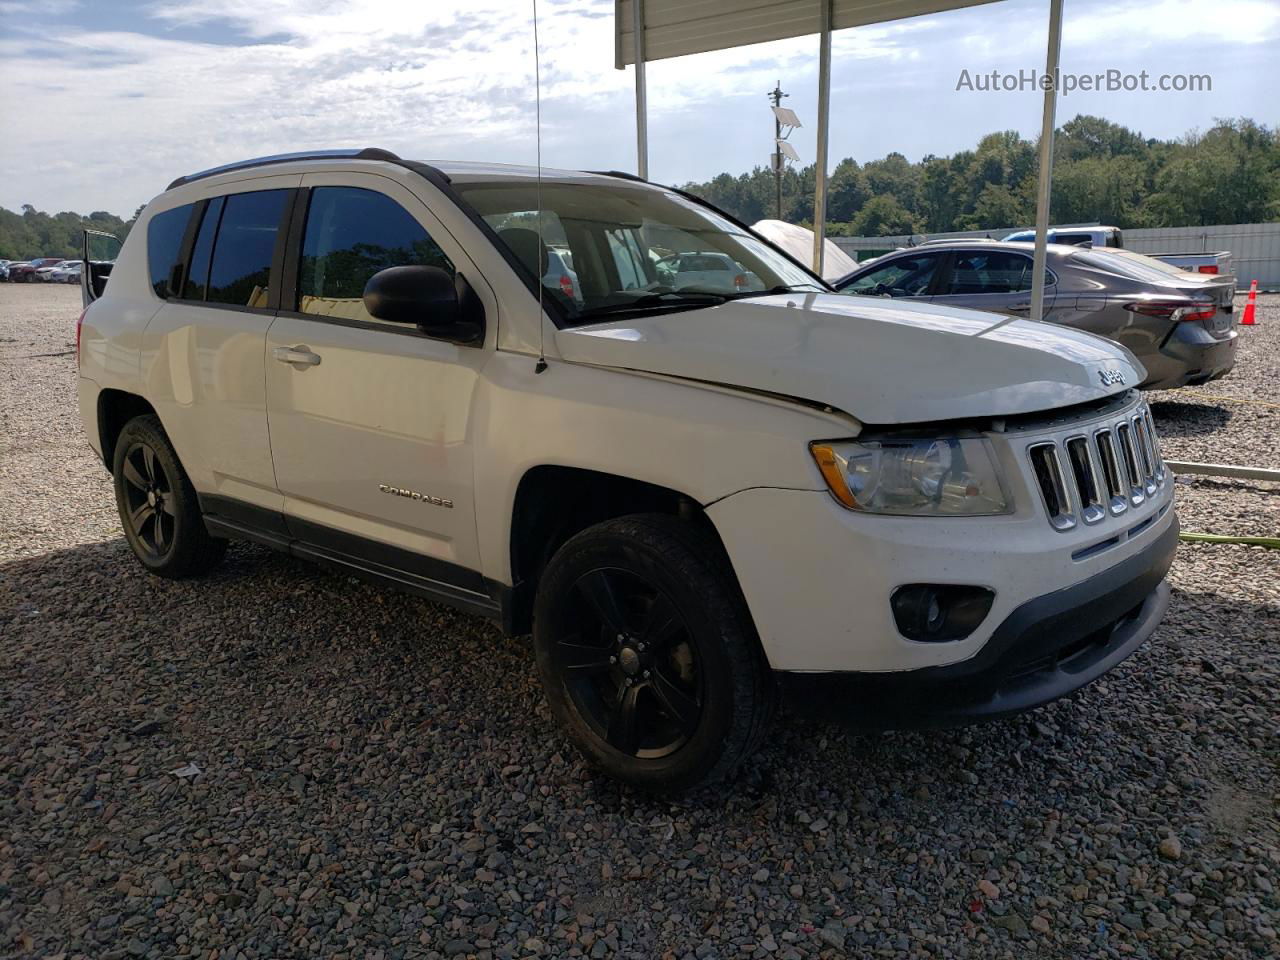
{"left": 273, "top": 345, "right": 321, "bottom": 368}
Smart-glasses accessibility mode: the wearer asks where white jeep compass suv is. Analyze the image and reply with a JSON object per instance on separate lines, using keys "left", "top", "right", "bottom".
{"left": 76, "top": 148, "right": 1177, "bottom": 792}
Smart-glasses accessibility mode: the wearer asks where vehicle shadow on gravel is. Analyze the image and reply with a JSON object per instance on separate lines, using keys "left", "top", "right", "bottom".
{"left": 4, "top": 544, "right": 1278, "bottom": 959}
{"left": 8, "top": 540, "right": 1274, "bottom": 811}
{"left": 1149, "top": 399, "right": 1232, "bottom": 436}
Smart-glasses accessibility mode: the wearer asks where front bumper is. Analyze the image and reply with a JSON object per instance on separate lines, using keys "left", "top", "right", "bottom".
{"left": 778, "top": 516, "right": 1176, "bottom": 726}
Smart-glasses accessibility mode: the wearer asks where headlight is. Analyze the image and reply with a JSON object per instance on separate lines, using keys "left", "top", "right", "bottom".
{"left": 810, "top": 436, "right": 1010, "bottom": 516}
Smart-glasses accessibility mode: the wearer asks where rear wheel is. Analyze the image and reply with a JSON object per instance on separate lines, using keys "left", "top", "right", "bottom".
{"left": 112, "top": 415, "right": 226, "bottom": 578}
{"left": 533, "top": 514, "right": 775, "bottom": 793}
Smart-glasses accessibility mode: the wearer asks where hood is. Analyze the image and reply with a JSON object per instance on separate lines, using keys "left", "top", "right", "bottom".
{"left": 554, "top": 293, "right": 1145, "bottom": 425}
{"left": 751, "top": 219, "right": 860, "bottom": 283}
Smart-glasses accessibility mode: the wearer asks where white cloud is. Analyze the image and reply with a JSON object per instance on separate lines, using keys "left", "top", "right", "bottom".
{"left": 0, "top": 0, "right": 1274, "bottom": 214}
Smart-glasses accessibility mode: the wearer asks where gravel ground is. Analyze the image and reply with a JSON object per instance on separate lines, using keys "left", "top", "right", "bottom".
{"left": 2, "top": 282, "right": 1277, "bottom": 960}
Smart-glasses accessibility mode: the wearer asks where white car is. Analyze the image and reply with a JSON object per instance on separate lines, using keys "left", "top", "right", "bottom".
{"left": 76, "top": 149, "right": 1177, "bottom": 792}
{"left": 50, "top": 262, "right": 82, "bottom": 284}
{"left": 656, "top": 251, "right": 766, "bottom": 294}
{"left": 35, "top": 261, "right": 66, "bottom": 282}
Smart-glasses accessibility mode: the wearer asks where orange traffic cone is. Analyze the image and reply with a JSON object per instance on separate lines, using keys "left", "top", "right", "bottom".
{"left": 1240, "top": 279, "right": 1257, "bottom": 325}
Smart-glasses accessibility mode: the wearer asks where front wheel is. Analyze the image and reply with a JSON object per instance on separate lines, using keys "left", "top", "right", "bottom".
{"left": 533, "top": 514, "right": 775, "bottom": 793}
{"left": 112, "top": 415, "right": 227, "bottom": 578}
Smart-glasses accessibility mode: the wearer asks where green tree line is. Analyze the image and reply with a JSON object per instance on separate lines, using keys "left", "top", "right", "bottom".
{"left": 0, "top": 204, "right": 138, "bottom": 262}
{"left": 681, "top": 116, "right": 1280, "bottom": 237}
{"left": 3, "top": 116, "right": 1275, "bottom": 257}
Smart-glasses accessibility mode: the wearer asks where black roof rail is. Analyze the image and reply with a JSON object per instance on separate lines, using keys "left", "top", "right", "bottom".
{"left": 166, "top": 147, "right": 403, "bottom": 190}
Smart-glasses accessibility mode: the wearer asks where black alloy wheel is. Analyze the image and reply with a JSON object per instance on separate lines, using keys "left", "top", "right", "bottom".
{"left": 119, "top": 440, "right": 176, "bottom": 559}
{"left": 533, "top": 514, "right": 775, "bottom": 793}
{"left": 111, "top": 414, "right": 227, "bottom": 578}
{"left": 556, "top": 566, "right": 703, "bottom": 759}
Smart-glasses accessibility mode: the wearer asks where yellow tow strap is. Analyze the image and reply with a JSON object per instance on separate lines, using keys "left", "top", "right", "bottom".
{"left": 1179, "top": 532, "right": 1280, "bottom": 550}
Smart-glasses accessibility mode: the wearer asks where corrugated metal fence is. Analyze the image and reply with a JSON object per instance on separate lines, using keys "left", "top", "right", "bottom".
{"left": 831, "top": 222, "right": 1280, "bottom": 289}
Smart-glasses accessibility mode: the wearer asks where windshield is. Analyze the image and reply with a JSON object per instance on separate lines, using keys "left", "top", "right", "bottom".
{"left": 452, "top": 179, "right": 825, "bottom": 324}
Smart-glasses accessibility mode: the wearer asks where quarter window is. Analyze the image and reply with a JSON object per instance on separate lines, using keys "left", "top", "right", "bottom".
{"left": 206, "top": 190, "right": 290, "bottom": 307}
{"left": 147, "top": 203, "right": 194, "bottom": 298}
{"left": 298, "top": 187, "right": 453, "bottom": 322}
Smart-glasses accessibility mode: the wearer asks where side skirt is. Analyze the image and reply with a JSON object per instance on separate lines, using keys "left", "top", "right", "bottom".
{"left": 200, "top": 495, "right": 508, "bottom": 627}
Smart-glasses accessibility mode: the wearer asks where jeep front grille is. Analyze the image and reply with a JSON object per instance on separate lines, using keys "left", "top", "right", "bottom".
{"left": 1027, "top": 401, "right": 1165, "bottom": 530}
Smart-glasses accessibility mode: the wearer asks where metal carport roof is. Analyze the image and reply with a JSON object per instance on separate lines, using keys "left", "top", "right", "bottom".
{"left": 615, "top": 0, "right": 1066, "bottom": 324}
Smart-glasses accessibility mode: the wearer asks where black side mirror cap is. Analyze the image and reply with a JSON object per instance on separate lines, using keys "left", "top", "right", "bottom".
{"left": 363, "top": 266, "right": 484, "bottom": 345}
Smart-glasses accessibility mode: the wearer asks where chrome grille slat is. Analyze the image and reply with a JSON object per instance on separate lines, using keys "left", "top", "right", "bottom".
{"left": 1026, "top": 401, "right": 1166, "bottom": 530}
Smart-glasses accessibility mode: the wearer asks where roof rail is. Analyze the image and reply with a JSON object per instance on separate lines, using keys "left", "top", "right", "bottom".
{"left": 166, "top": 147, "right": 403, "bottom": 190}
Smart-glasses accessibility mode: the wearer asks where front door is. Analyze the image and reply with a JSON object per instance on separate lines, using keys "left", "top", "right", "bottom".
{"left": 264, "top": 174, "right": 490, "bottom": 597}
{"left": 839, "top": 251, "right": 942, "bottom": 302}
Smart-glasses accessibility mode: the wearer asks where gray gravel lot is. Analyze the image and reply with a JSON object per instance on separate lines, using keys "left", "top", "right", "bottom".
{"left": 2, "top": 282, "right": 1277, "bottom": 960}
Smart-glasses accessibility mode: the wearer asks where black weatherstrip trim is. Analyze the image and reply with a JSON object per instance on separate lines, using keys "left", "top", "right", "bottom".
{"left": 279, "top": 187, "right": 309, "bottom": 314}
{"left": 170, "top": 199, "right": 207, "bottom": 300}
{"left": 268, "top": 188, "right": 305, "bottom": 312}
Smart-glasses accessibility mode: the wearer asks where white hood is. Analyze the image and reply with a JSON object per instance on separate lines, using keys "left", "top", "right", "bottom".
{"left": 555, "top": 294, "right": 1145, "bottom": 425}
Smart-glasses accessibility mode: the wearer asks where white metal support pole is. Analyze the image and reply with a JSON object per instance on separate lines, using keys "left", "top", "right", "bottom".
{"left": 812, "top": 0, "right": 833, "bottom": 275}
{"left": 1029, "top": 0, "right": 1064, "bottom": 323}
{"left": 633, "top": 0, "right": 649, "bottom": 179}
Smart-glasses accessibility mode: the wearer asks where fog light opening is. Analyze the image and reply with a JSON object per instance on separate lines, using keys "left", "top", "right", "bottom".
{"left": 891, "top": 584, "right": 995, "bottom": 643}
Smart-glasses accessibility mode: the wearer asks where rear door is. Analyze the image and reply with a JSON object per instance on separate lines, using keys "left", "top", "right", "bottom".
{"left": 141, "top": 179, "right": 297, "bottom": 520}
{"left": 264, "top": 172, "right": 492, "bottom": 596}
{"left": 932, "top": 249, "right": 1059, "bottom": 319}
{"left": 81, "top": 229, "right": 121, "bottom": 307}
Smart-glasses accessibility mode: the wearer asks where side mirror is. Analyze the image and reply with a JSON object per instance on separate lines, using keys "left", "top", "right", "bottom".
{"left": 363, "top": 266, "right": 484, "bottom": 344}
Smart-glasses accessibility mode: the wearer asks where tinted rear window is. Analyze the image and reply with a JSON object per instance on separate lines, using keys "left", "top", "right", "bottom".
{"left": 146, "top": 204, "right": 193, "bottom": 298}
{"left": 206, "top": 190, "right": 290, "bottom": 307}
{"left": 182, "top": 197, "right": 223, "bottom": 301}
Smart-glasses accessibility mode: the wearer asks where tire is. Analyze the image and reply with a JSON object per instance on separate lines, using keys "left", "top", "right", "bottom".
{"left": 112, "top": 415, "right": 227, "bottom": 578}
{"left": 533, "top": 514, "right": 775, "bottom": 793}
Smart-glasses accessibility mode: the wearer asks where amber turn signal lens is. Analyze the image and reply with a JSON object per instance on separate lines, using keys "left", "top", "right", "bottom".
{"left": 810, "top": 443, "right": 858, "bottom": 509}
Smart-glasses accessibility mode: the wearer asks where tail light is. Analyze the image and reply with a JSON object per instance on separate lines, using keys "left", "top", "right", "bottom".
{"left": 75, "top": 306, "right": 87, "bottom": 365}
{"left": 1124, "top": 299, "right": 1216, "bottom": 323}
{"left": 733, "top": 273, "right": 748, "bottom": 289}
{"left": 1196, "top": 265, "right": 1218, "bottom": 274}
{"left": 558, "top": 274, "right": 574, "bottom": 298}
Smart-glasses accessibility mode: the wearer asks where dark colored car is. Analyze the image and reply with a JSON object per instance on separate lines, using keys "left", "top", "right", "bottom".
{"left": 9, "top": 257, "right": 67, "bottom": 283}
{"left": 834, "top": 241, "right": 1237, "bottom": 390}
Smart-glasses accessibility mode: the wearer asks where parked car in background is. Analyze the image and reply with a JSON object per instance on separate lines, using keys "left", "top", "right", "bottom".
{"left": 77, "top": 149, "right": 1178, "bottom": 792}
{"left": 34, "top": 260, "right": 67, "bottom": 282}
{"left": 836, "top": 240, "right": 1237, "bottom": 389}
{"left": 1002, "top": 226, "right": 1232, "bottom": 276}
{"left": 50, "top": 261, "right": 83, "bottom": 284}
{"left": 655, "top": 251, "right": 765, "bottom": 294}
{"left": 0, "top": 260, "right": 11, "bottom": 281}
{"left": 9, "top": 257, "right": 66, "bottom": 282}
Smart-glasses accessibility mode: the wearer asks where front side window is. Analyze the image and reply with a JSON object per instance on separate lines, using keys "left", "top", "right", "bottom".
{"left": 298, "top": 187, "right": 453, "bottom": 322}
{"left": 452, "top": 179, "right": 823, "bottom": 324}
{"left": 205, "top": 189, "right": 290, "bottom": 307}
{"left": 843, "top": 254, "right": 940, "bottom": 297}
{"left": 943, "top": 251, "right": 1036, "bottom": 295}
{"left": 147, "top": 203, "right": 194, "bottom": 298}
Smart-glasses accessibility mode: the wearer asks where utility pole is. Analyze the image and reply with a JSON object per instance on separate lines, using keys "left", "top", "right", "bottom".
{"left": 768, "top": 81, "right": 787, "bottom": 220}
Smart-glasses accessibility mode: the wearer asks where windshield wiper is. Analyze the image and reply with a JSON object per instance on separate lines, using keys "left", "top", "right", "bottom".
{"left": 730, "top": 284, "right": 827, "bottom": 299}
{"left": 573, "top": 291, "right": 729, "bottom": 321}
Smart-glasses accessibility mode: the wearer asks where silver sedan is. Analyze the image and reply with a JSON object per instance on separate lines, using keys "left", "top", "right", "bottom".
{"left": 834, "top": 241, "right": 1237, "bottom": 390}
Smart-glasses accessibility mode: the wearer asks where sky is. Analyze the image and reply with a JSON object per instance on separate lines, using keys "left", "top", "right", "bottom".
{"left": 0, "top": 0, "right": 1276, "bottom": 216}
